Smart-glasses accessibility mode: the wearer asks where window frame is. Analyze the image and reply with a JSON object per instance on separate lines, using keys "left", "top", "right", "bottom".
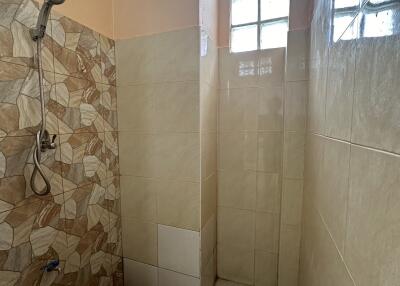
{"left": 230, "top": 0, "right": 289, "bottom": 52}
{"left": 332, "top": 0, "right": 400, "bottom": 42}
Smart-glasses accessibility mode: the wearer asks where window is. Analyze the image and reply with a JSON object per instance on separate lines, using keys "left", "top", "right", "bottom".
{"left": 230, "top": 0, "right": 290, "bottom": 53}
{"left": 332, "top": 0, "right": 400, "bottom": 42}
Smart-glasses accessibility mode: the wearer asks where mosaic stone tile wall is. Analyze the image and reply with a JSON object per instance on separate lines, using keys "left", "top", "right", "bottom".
{"left": 0, "top": 0, "right": 122, "bottom": 285}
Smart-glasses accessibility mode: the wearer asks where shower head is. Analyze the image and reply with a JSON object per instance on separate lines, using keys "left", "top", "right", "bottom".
{"left": 31, "top": 0, "right": 66, "bottom": 41}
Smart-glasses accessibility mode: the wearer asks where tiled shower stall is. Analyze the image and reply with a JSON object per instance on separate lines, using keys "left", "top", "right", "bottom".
{"left": 1, "top": 0, "right": 400, "bottom": 285}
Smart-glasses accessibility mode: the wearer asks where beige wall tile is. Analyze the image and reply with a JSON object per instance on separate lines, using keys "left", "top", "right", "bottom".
{"left": 278, "top": 225, "right": 301, "bottom": 286}
{"left": 307, "top": 56, "right": 328, "bottom": 135}
{"left": 158, "top": 268, "right": 201, "bottom": 286}
{"left": 201, "top": 214, "right": 217, "bottom": 269}
{"left": 256, "top": 172, "right": 281, "bottom": 214}
{"left": 303, "top": 134, "right": 325, "bottom": 205}
{"left": 120, "top": 176, "right": 157, "bottom": 222}
{"left": 157, "top": 180, "right": 200, "bottom": 231}
{"left": 201, "top": 251, "right": 217, "bottom": 286}
{"left": 352, "top": 36, "right": 400, "bottom": 153}
{"left": 116, "top": 27, "right": 199, "bottom": 86}
{"left": 299, "top": 206, "right": 354, "bottom": 286}
{"left": 122, "top": 218, "right": 158, "bottom": 265}
{"left": 218, "top": 170, "right": 257, "bottom": 210}
{"left": 200, "top": 83, "right": 218, "bottom": 133}
{"left": 117, "top": 84, "right": 155, "bottom": 132}
{"left": 255, "top": 212, "right": 280, "bottom": 253}
{"left": 219, "top": 48, "right": 260, "bottom": 89}
{"left": 318, "top": 139, "right": 350, "bottom": 253}
{"left": 285, "top": 81, "right": 308, "bottom": 132}
{"left": 201, "top": 132, "right": 217, "bottom": 180}
{"left": 257, "top": 132, "right": 283, "bottom": 173}
{"left": 200, "top": 34, "right": 219, "bottom": 87}
{"left": 325, "top": 39, "right": 356, "bottom": 141}
{"left": 218, "top": 132, "right": 257, "bottom": 171}
{"left": 345, "top": 145, "right": 400, "bottom": 286}
{"left": 255, "top": 251, "right": 278, "bottom": 286}
{"left": 258, "top": 48, "right": 286, "bottom": 86}
{"left": 258, "top": 85, "right": 284, "bottom": 132}
{"left": 153, "top": 81, "right": 200, "bottom": 133}
{"left": 219, "top": 88, "right": 259, "bottom": 132}
{"left": 217, "top": 207, "right": 255, "bottom": 248}
{"left": 217, "top": 244, "right": 255, "bottom": 285}
{"left": 281, "top": 179, "right": 304, "bottom": 226}
{"left": 286, "top": 29, "right": 309, "bottom": 82}
{"left": 283, "top": 132, "right": 305, "bottom": 179}
{"left": 123, "top": 259, "right": 158, "bottom": 286}
{"left": 201, "top": 174, "right": 217, "bottom": 227}
{"left": 119, "top": 132, "right": 200, "bottom": 181}
{"left": 118, "top": 82, "right": 200, "bottom": 133}
{"left": 158, "top": 224, "right": 200, "bottom": 277}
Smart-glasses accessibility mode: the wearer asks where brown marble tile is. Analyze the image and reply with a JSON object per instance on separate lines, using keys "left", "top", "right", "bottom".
{"left": 0, "top": 135, "right": 63, "bottom": 212}
{"left": 54, "top": 75, "right": 104, "bottom": 134}
{"left": 99, "top": 34, "right": 116, "bottom": 86}
{"left": 51, "top": 12, "right": 102, "bottom": 83}
{"left": 0, "top": 0, "right": 55, "bottom": 70}
{"left": 0, "top": 199, "right": 69, "bottom": 285}
{"left": 103, "top": 177, "right": 122, "bottom": 257}
{"left": 60, "top": 133, "right": 106, "bottom": 190}
{"left": 0, "top": 2, "right": 121, "bottom": 284}
{"left": 0, "top": 61, "right": 59, "bottom": 137}
{"left": 59, "top": 183, "right": 113, "bottom": 285}
{"left": 104, "top": 132, "right": 119, "bottom": 179}
{"left": 100, "top": 84, "right": 118, "bottom": 132}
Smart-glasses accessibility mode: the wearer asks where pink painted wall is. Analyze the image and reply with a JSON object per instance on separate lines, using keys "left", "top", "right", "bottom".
{"left": 114, "top": 0, "right": 199, "bottom": 39}
{"left": 40, "top": 0, "right": 115, "bottom": 38}
{"left": 218, "top": 0, "right": 230, "bottom": 47}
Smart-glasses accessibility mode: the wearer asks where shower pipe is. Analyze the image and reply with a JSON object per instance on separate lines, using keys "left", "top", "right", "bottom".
{"left": 30, "top": 0, "right": 65, "bottom": 196}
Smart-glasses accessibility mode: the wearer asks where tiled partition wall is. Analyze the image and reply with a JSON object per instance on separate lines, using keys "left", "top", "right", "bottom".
{"left": 217, "top": 48, "right": 285, "bottom": 285}
{"left": 278, "top": 28, "right": 309, "bottom": 286}
{"left": 117, "top": 26, "right": 202, "bottom": 286}
{"left": 299, "top": 1, "right": 400, "bottom": 286}
{"left": 117, "top": 0, "right": 218, "bottom": 284}
{"left": 0, "top": 0, "right": 122, "bottom": 285}
{"left": 200, "top": 0, "right": 219, "bottom": 285}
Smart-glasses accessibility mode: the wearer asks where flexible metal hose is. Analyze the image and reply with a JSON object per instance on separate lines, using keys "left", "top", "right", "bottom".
{"left": 30, "top": 39, "right": 51, "bottom": 196}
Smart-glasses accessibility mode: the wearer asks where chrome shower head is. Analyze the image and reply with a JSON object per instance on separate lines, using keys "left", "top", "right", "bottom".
{"left": 31, "top": 0, "right": 66, "bottom": 41}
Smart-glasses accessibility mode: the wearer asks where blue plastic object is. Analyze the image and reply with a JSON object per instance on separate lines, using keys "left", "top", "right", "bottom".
{"left": 42, "top": 260, "right": 60, "bottom": 272}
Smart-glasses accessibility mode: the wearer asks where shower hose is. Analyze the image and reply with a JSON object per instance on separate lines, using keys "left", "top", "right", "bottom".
{"left": 30, "top": 39, "right": 53, "bottom": 196}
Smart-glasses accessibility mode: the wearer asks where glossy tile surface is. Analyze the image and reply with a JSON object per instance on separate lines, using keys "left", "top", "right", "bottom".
{"left": 300, "top": 1, "right": 400, "bottom": 285}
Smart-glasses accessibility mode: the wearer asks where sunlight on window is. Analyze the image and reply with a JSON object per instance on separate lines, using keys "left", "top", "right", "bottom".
{"left": 231, "top": 0, "right": 258, "bottom": 25}
{"left": 261, "top": 21, "right": 288, "bottom": 49}
{"left": 261, "top": 0, "right": 289, "bottom": 20}
{"left": 231, "top": 25, "right": 258, "bottom": 53}
{"left": 333, "top": 15, "right": 356, "bottom": 41}
{"left": 332, "top": 0, "right": 399, "bottom": 42}
{"left": 363, "top": 10, "right": 394, "bottom": 37}
{"left": 230, "top": 0, "right": 289, "bottom": 53}
{"left": 334, "top": 0, "right": 359, "bottom": 9}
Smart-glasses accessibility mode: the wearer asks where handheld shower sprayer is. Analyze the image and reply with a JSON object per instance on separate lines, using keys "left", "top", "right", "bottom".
{"left": 31, "top": 0, "right": 65, "bottom": 41}
{"left": 30, "top": 0, "right": 65, "bottom": 196}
